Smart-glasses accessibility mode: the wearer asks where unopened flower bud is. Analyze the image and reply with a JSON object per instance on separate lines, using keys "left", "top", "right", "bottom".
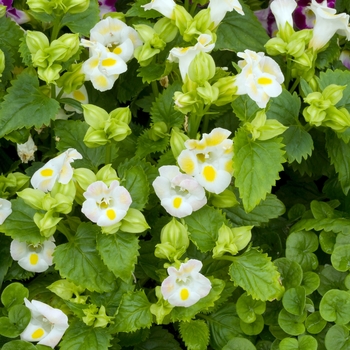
{"left": 188, "top": 51, "right": 216, "bottom": 85}
{"left": 26, "top": 31, "right": 49, "bottom": 54}
{"left": 82, "top": 104, "right": 108, "bottom": 129}
{"left": 27, "top": 0, "right": 54, "bottom": 14}
{"left": 63, "top": 0, "right": 89, "bottom": 14}
{"left": 170, "top": 127, "right": 189, "bottom": 159}
{"left": 149, "top": 122, "right": 168, "bottom": 141}
{"left": 197, "top": 81, "right": 219, "bottom": 104}
{"left": 84, "top": 128, "right": 109, "bottom": 147}
{"left": 323, "top": 106, "right": 350, "bottom": 132}
{"left": 104, "top": 119, "right": 131, "bottom": 142}
{"left": 154, "top": 17, "right": 178, "bottom": 43}
{"left": 209, "top": 188, "right": 238, "bottom": 208}
{"left": 174, "top": 91, "right": 198, "bottom": 114}
{"left": 38, "top": 64, "right": 62, "bottom": 84}
{"left": 109, "top": 106, "right": 131, "bottom": 124}
{"left": 0, "top": 5, "right": 6, "bottom": 18}
{"left": 173, "top": 4, "right": 193, "bottom": 36}
{"left": 212, "top": 76, "right": 237, "bottom": 106}
{"left": 134, "top": 42, "right": 160, "bottom": 67}
{"left": 134, "top": 24, "right": 156, "bottom": 43}
{"left": 119, "top": 208, "right": 149, "bottom": 234}
{"left": 57, "top": 63, "right": 85, "bottom": 94}
{"left": 303, "top": 105, "right": 326, "bottom": 126}
{"left": 96, "top": 164, "right": 119, "bottom": 185}
{"left": 322, "top": 84, "right": 346, "bottom": 105}
{"left": 54, "top": 33, "right": 80, "bottom": 61}
{"left": 265, "top": 37, "right": 287, "bottom": 56}
{"left": 0, "top": 49, "right": 4, "bottom": 81}
{"left": 73, "top": 168, "right": 97, "bottom": 190}
{"left": 34, "top": 211, "right": 62, "bottom": 237}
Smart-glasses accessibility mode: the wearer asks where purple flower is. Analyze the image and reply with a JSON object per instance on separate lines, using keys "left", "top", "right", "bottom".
{"left": 0, "top": 0, "right": 30, "bottom": 24}
{"left": 98, "top": 0, "right": 116, "bottom": 18}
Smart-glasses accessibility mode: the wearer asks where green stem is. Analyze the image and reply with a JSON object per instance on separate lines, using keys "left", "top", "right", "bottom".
{"left": 187, "top": 113, "right": 202, "bottom": 139}
{"left": 105, "top": 143, "right": 112, "bottom": 165}
{"left": 289, "top": 77, "right": 300, "bottom": 94}
{"left": 151, "top": 81, "right": 159, "bottom": 98}
{"left": 189, "top": 2, "right": 198, "bottom": 16}
{"left": 184, "top": 0, "right": 190, "bottom": 11}
{"left": 50, "top": 14, "right": 63, "bottom": 41}
{"left": 51, "top": 83, "right": 56, "bottom": 99}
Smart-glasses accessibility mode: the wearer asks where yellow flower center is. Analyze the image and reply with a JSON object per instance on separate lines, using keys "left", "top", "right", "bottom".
{"left": 29, "top": 253, "right": 39, "bottom": 265}
{"left": 40, "top": 168, "right": 53, "bottom": 177}
{"left": 173, "top": 197, "right": 182, "bottom": 209}
{"left": 180, "top": 288, "right": 189, "bottom": 300}
{"left": 102, "top": 58, "right": 117, "bottom": 67}
{"left": 32, "top": 328, "right": 45, "bottom": 339}
{"left": 106, "top": 208, "right": 116, "bottom": 220}
{"left": 257, "top": 77, "right": 273, "bottom": 85}
{"left": 72, "top": 90, "right": 86, "bottom": 102}
{"left": 113, "top": 47, "right": 122, "bottom": 55}
{"left": 203, "top": 165, "right": 216, "bottom": 182}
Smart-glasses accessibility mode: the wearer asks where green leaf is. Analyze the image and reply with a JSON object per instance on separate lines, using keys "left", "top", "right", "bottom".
{"left": 1, "top": 340, "right": 37, "bottom": 350}
{"left": 305, "top": 311, "right": 327, "bottom": 335}
{"left": 301, "top": 271, "right": 320, "bottom": 295}
{"left": 285, "top": 231, "right": 319, "bottom": 271}
{"left": 224, "top": 194, "right": 285, "bottom": 227}
{"left": 216, "top": 4, "right": 269, "bottom": 52}
{"left": 1, "top": 283, "right": 29, "bottom": 309}
{"left": 59, "top": 320, "right": 112, "bottom": 350}
{"left": 125, "top": 0, "right": 162, "bottom": 18}
{"left": 290, "top": 217, "right": 350, "bottom": 235}
{"left": 137, "top": 64, "right": 167, "bottom": 84}
{"left": 150, "top": 82, "right": 183, "bottom": 129}
{"left": 54, "top": 120, "right": 106, "bottom": 169}
{"left": 320, "top": 289, "right": 350, "bottom": 325}
{"left": 233, "top": 128, "right": 285, "bottom": 212}
{"left": 282, "top": 286, "right": 306, "bottom": 316}
{"left": 231, "top": 95, "right": 261, "bottom": 122}
{"left": 0, "top": 198, "right": 43, "bottom": 244}
{"left": 96, "top": 231, "right": 139, "bottom": 282}
{"left": 222, "top": 337, "right": 256, "bottom": 350}
{"left": 0, "top": 71, "right": 60, "bottom": 138}
{"left": 331, "top": 244, "right": 350, "bottom": 272}
{"left": 0, "top": 235, "right": 12, "bottom": 288}
{"left": 136, "top": 132, "right": 169, "bottom": 158}
{"left": 318, "top": 265, "right": 348, "bottom": 296}
{"left": 122, "top": 166, "right": 149, "bottom": 210}
{"left": 229, "top": 249, "right": 284, "bottom": 301}
{"left": 133, "top": 326, "right": 182, "bottom": 350}
{"left": 319, "top": 229, "right": 337, "bottom": 254}
{"left": 179, "top": 320, "right": 209, "bottom": 350}
{"left": 236, "top": 292, "right": 266, "bottom": 323}
{"left": 60, "top": 0, "right": 100, "bottom": 36}
{"left": 240, "top": 314, "right": 264, "bottom": 335}
{"left": 278, "top": 309, "right": 306, "bottom": 336}
{"left": 274, "top": 258, "right": 303, "bottom": 290}
{"left": 53, "top": 222, "right": 116, "bottom": 293}
{"left": 184, "top": 205, "right": 225, "bottom": 252}
{"left": 326, "top": 130, "right": 350, "bottom": 195}
{"left": 325, "top": 325, "right": 350, "bottom": 350}
{"left": 0, "top": 305, "right": 30, "bottom": 338}
{"left": 112, "top": 290, "right": 153, "bottom": 333}
{"left": 282, "top": 126, "right": 313, "bottom": 164}
{"left": 279, "top": 335, "right": 317, "bottom": 350}
{"left": 207, "top": 303, "right": 245, "bottom": 350}
{"left": 315, "top": 37, "right": 340, "bottom": 70}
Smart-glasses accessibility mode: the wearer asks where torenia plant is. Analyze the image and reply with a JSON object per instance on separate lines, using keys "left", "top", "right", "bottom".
{"left": 2, "top": 0, "right": 350, "bottom": 349}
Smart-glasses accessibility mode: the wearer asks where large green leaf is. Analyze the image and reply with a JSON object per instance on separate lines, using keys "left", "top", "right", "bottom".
{"left": 325, "top": 325, "right": 350, "bottom": 350}
{"left": 326, "top": 129, "right": 350, "bottom": 195}
{"left": 0, "top": 71, "right": 60, "bottom": 138}
{"left": 179, "top": 320, "right": 210, "bottom": 350}
{"left": 59, "top": 320, "right": 112, "bottom": 350}
{"left": 233, "top": 128, "right": 285, "bottom": 212}
{"left": 96, "top": 231, "right": 139, "bottom": 282}
{"left": 216, "top": 3, "right": 269, "bottom": 52}
{"left": 53, "top": 222, "right": 116, "bottom": 293}
{"left": 0, "top": 236, "right": 13, "bottom": 288}
{"left": 320, "top": 289, "right": 350, "bottom": 325}
{"left": 229, "top": 249, "right": 284, "bottom": 301}
{"left": 231, "top": 95, "right": 261, "bottom": 123}
{"left": 136, "top": 132, "right": 169, "bottom": 158}
{"left": 184, "top": 205, "right": 225, "bottom": 252}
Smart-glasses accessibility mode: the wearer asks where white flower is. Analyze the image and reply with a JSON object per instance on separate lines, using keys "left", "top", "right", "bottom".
{"left": 81, "top": 180, "right": 132, "bottom": 227}
{"left": 178, "top": 128, "right": 234, "bottom": 194}
{"left": 234, "top": 49, "right": 284, "bottom": 108}
{"left": 208, "top": 0, "right": 244, "bottom": 27}
{"left": 20, "top": 298, "right": 69, "bottom": 348}
{"left": 56, "top": 85, "right": 89, "bottom": 113}
{"left": 161, "top": 259, "right": 212, "bottom": 307}
{"left": 152, "top": 165, "right": 207, "bottom": 218}
{"left": 31, "top": 148, "right": 82, "bottom": 192}
{"left": 0, "top": 198, "right": 12, "bottom": 224}
{"left": 308, "top": 0, "right": 350, "bottom": 51}
{"left": 17, "top": 135, "right": 37, "bottom": 163}
{"left": 270, "top": 0, "right": 297, "bottom": 30}
{"left": 168, "top": 34, "right": 215, "bottom": 81}
{"left": 10, "top": 237, "right": 55, "bottom": 273}
{"left": 141, "top": 0, "right": 176, "bottom": 19}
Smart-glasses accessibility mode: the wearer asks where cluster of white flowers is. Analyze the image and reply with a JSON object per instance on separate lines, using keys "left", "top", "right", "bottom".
{"left": 234, "top": 49, "right": 284, "bottom": 108}
{"left": 81, "top": 17, "right": 142, "bottom": 91}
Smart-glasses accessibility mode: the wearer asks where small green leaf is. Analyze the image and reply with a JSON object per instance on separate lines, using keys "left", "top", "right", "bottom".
{"left": 0, "top": 236, "right": 13, "bottom": 288}
{"left": 1, "top": 340, "right": 37, "bottom": 350}
{"left": 282, "top": 126, "right": 313, "bottom": 164}
{"left": 318, "top": 265, "right": 348, "bottom": 296}
{"left": 179, "top": 320, "right": 209, "bottom": 350}
{"left": 222, "top": 337, "right": 256, "bottom": 350}
{"left": 285, "top": 231, "right": 319, "bottom": 271}
{"left": 112, "top": 290, "right": 152, "bottom": 333}
{"left": 136, "top": 132, "right": 169, "bottom": 158}
{"left": 184, "top": 205, "right": 225, "bottom": 252}
{"left": 279, "top": 335, "right": 317, "bottom": 350}
{"left": 274, "top": 258, "right": 303, "bottom": 290}
{"left": 216, "top": 4, "right": 269, "bottom": 52}
{"left": 233, "top": 128, "right": 285, "bottom": 212}
{"left": 305, "top": 311, "right": 327, "bottom": 334}
{"left": 282, "top": 286, "right": 306, "bottom": 316}
{"left": 319, "top": 230, "right": 337, "bottom": 254}
{"left": 59, "top": 320, "right": 112, "bottom": 350}
{"left": 331, "top": 244, "right": 350, "bottom": 272}
{"left": 319, "top": 289, "right": 350, "bottom": 325}
{"left": 0, "top": 198, "right": 43, "bottom": 244}
{"left": 53, "top": 222, "right": 116, "bottom": 293}
{"left": 229, "top": 249, "right": 284, "bottom": 301}
{"left": 125, "top": 0, "right": 161, "bottom": 18}
{"left": 236, "top": 292, "right": 266, "bottom": 323}
{"left": 278, "top": 309, "right": 306, "bottom": 336}
{"left": 240, "top": 314, "right": 264, "bottom": 335}
{"left": 96, "top": 231, "right": 139, "bottom": 282}
{"left": 1, "top": 283, "right": 29, "bottom": 309}
{"left": 231, "top": 95, "right": 261, "bottom": 122}
{"left": 0, "top": 305, "right": 30, "bottom": 338}
{"left": 325, "top": 325, "right": 350, "bottom": 350}
{"left": 301, "top": 271, "right": 320, "bottom": 295}
{"left": 0, "top": 71, "right": 60, "bottom": 138}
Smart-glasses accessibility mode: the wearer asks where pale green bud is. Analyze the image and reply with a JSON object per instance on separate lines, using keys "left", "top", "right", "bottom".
{"left": 119, "top": 208, "right": 150, "bottom": 233}
{"left": 278, "top": 21, "right": 294, "bottom": 43}
{"left": 149, "top": 122, "right": 168, "bottom": 141}
{"left": 104, "top": 119, "right": 131, "bottom": 142}
{"left": 41, "top": 193, "right": 57, "bottom": 211}
{"left": 209, "top": 188, "right": 239, "bottom": 208}
{"left": 196, "top": 81, "right": 219, "bottom": 104}
{"left": 184, "top": 9, "right": 211, "bottom": 40}
{"left": 0, "top": 49, "right": 4, "bottom": 81}
{"left": 232, "top": 226, "right": 253, "bottom": 251}
{"left": 134, "top": 42, "right": 160, "bottom": 67}
{"left": 304, "top": 91, "right": 332, "bottom": 110}
{"left": 63, "top": 0, "right": 89, "bottom": 14}
{"left": 258, "top": 119, "right": 288, "bottom": 140}
{"left": 134, "top": 24, "right": 156, "bottom": 43}
{"left": 50, "top": 194, "right": 73, "bottom": 214}
{"left": 173, "top": 4, "right": 193, "bottom": 37}
{"left": 155, "top": 218, "right": 189, "bottom": 261}
{"left": 323, "top": 106, "right": 350, "bottom": 133}
{"left": 38, "top": 64, "right": 62, "bottom": 84}
{"left": 303, "top": 105, "right": 326, "bottom": 126}
{"left": 57, "top": 63, "right": 85, "bottom": 94}
{"left": 17, "top": 188, "right": 45, "bottom": 210}
{"left": 188, "top": 51, "right": 216, "bottom": 85}
{"left": 154, "top": 17, "right": 178, "bottom": 43}
{"left": 286, "top": 39, "right": 306, "bottom": 57}
{"left": 96, "top": 164, "right": 119, "bottom": 185}
{"left": 51, "top": 33, "right": 80, "bottom": 62}
{"left": 150, "top": 34, "right": 166, "bottom": 50}
{"left": 265, "top": 37, "right": 287, "bottom": 56}
{"left": 51, "top": 180, "right": 76, "bottom": 202}
{"left": 174, "top": 91, "right": 199, "bottom": 114}
{"left": 82, "top": 104, "right": 108, "bottom": 130}
{"left": 82, "top": 305, "right": 113, "bottom": 328}
{"left": 11, "top": 173, "right": 30, "bottom": 192}
{"left": 26, "top": 31, "right": 49, "bottom": 53}
{"left": 47, "top": 279, "right": 87, "bottom": 303}
{"left": 109, "top": 106, "right": 131, "bottom": 124}
{"left": 0, "top": 5, "right": 6, "bottom": 18}
{"left": 293, "top": 51, "right": 312, "bottom": 69}
{"left": 33, "top": 211, "right": 62, "bottom": 237}
{"left": 73, "top": 168, "right": 97, "bottom": 191}
{"left": 84, "top": 128, "right": 109, "bottom": 148}
{"left": 27, "top": 0, "right": 54, "bottom": 14}
{"left": 150, "top": 286, "right": 173, "bottom": 324}
{"left": 170, "top": 127, "right": 189, "bottom": 159}
{"left": 212, "top": 76, "right": 237, "bottom": 106}
{"left": 322, "top": 84, "right": 346, "bottom": 105}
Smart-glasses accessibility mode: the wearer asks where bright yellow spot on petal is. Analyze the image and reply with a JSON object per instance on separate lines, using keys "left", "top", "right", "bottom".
{"left": 180, "top": 288, "right": 189, "bottom": 300}
{"left": 29, "top": 253, "right": 39, "bottom": 265}
{"left": 181, "top": 156, "right": 195, "bottom": 174}
{"left": 173, "top": 197, "right": 182, "bottom": 209}
{"left": 258, "top": 77, "right": 273, "bottom": 85}
{"left": 96, "top": 75, "right": 108, "bottom": 88}
{"left": 203, "top": 165, "right": 216, "bottom": 182}
{"left": 225, "top": 160, "right": 233, "bottom": 173}
{"left": 40, "top": 168, "right": 54, "bottom": 177}
{"left": 196, "top": 153, "right": 205, "bottom": 163}
{"left": 113, "top": 47, "right": 122, "bottom": 55}
{"left": 73, "top": 90, "right": 86, "bottom": 102}
{"left": 32, "top": 328, "right": 44, "bottom": 339}
{"left": 180, "top": 47, "right": 190, "bottom": 54}
{"left": 89, "top": 58, "right": 99, "bottom": 69}
{"left": 102, "top": 58, "right": 117, "bottom": 67}
{"left": 106, "top": 208, "right": 116, "bottom": 220}
{"left": 206, "top": 132, "right": 227, "bottom": 147}
{"left": 199, "top": 37, "right": 207, "bottom": 45}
